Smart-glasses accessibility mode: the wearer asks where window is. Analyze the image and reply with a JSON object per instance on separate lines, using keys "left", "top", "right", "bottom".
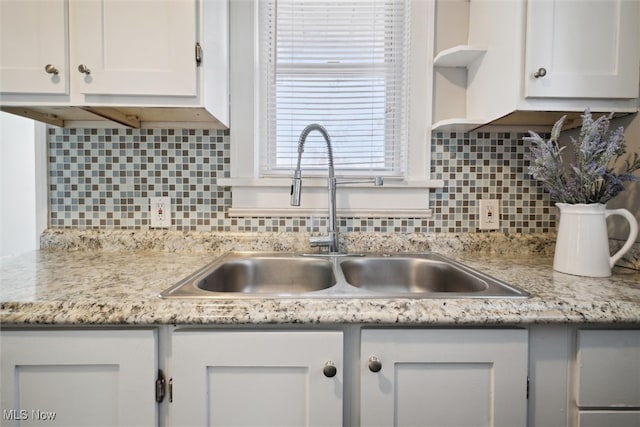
{"left": 222, "top": 0, "right": 442, "bottom": 217}
{"left": 259, "top": 0, "right": 410, "bottom": 177}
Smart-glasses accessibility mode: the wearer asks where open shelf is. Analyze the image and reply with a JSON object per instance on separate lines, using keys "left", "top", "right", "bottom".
{"left": 433, "top": 45, "right": 486, "bottom": 67}
{"left": 431, "top": 118, "right": 488, "bottom": 133}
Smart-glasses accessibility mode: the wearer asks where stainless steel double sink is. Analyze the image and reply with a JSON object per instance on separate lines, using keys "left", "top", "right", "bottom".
{"left": 160, "top": 252, "right": 528, "bottom": 299}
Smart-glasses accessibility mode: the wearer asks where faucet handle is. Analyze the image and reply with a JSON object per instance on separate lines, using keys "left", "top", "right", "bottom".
{"left": 309, "top": 235, "right": 333, "bottom": 248}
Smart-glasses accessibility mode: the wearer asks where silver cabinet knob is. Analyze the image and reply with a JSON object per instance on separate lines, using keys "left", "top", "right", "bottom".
{"left": 368, "top": 356, "right": 382, "bottom": 372}
{"left": 44, "top": 64, "right": 59, "bottom": 75}
{"left": 323, "top": 361, "right": 337, "bottom": 378}
{"left": 78, "top": 64, "right": 91, "bottom": 75}
{"left": 533, "top": 67, "right": 547, "bottom": 78}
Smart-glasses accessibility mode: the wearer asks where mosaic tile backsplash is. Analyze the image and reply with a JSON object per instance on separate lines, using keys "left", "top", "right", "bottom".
{"left": 48, "top": 127, "right": 555, "bottom": 233}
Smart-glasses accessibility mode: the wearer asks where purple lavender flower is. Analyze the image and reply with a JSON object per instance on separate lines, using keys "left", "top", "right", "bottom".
{"left": 525, "top": 109, "right": 640, "bottom": 204}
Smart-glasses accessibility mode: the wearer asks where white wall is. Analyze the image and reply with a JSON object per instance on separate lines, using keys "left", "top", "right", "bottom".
{"left": 0, "top": 112, "right": 47, "bottom": 257}
{"left": 607, "top": 111, "right": 640, "bottom": 242}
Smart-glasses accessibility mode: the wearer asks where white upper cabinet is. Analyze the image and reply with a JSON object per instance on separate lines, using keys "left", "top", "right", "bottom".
{"left": 0, "top": 0, "right": 69, "bottom": 95}
{"left": 432, "top": 0, "right": 640, "bottom": 132}
{"left": 0, "top": 0, "right": 196, "bottom": 98}
{"left": 525, "top": 0, "right": 640, "bottom": 99}
{"left": 70, "top": 0, "right": 197, "bottom": 97}
{"left": 0, "top": 0, "right": 229, "bottom": 128}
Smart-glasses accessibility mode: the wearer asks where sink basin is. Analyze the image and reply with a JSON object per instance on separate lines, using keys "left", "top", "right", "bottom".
{"left": 160, "top": 252, "right": 528, "bottom": 299}
{"left": 340, "top": 257, "right": 488, "bottom": 293}
{"left": 197, "top": 257, "right": 336, "bottom": 293}
{"left": 160, "top": 253, "right": 336, "bottom": 298}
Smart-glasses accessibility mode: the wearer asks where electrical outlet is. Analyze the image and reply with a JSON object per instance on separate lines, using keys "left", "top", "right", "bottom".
{"left": 150, "top": 197, "right": 171, "bottom": 228}
{"left": 479, "top": 199, "right": 500, "bottom": 230}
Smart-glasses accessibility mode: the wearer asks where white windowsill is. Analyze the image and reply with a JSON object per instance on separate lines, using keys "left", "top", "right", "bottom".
{"left": 217, "top": 177, "right": 445, "bottom": 188}
{"left": 226, "top": 207, "right": 436, "bottom": 218}
{"left": 218, "top": 177, "right": 444, "bottom": 218}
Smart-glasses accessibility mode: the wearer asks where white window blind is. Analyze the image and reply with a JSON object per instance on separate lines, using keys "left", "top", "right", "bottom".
{"left": 259, "top": 0, "right": 411, "bottom": 177}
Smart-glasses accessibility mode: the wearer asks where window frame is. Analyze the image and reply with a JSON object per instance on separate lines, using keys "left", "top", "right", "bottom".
{"left": 260, "top": 0, "right": 410, "bottom": 178}
{"left": 219, "top": 0, "right": 443, "bottom": 217}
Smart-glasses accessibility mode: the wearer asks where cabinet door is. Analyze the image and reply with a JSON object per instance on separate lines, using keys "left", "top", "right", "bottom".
{"left": 525, "top": 0, "right": 640, "bottom": 99}
{"left": 0, "top": 329, "right": 158, "bottom": 426}
{"left": 360, "top": 329, "right": 528, "bottom": 427}
{"left": 70, "top": 0, "right": 197, "bottom": 97}
{"left": 172, "top": 330, "right": 343, "bottom": 427}
{"left": 0, "top": 0, "right": 69, "bottom": 95}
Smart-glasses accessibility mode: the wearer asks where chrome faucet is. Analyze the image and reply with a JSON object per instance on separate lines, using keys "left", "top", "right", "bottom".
{"left": 290, "top": 123, "right": 383, "bottom": 253}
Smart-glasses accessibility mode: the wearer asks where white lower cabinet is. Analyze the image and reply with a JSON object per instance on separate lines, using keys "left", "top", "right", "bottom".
{"left": 0, "top": 329, "right": 158, "bottom": 426}
{"left": 170, "top": 328, "right": 529, "bottom": 427}
{"left": 576, "top": 330, "right": 640, "bottom": 427}
{"left": 6, "top": 326, "right": 636, "bottom": 427}
{"left": 171, "top": 330, "right": 344, "bottom": 427}
{"left": 360, "top": 328, "right": 529, "bottom": 427}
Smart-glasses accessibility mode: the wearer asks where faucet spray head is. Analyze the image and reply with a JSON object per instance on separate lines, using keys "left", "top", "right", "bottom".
{"left": 291, "top": 169, "right": 302, "bottom": 206}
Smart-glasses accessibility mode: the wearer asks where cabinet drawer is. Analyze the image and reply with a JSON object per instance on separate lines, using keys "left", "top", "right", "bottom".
{"left": 577, "top": 330, "right": 640, "bottom": 407}
{"left": 579, "top": 411, "right": 640, "bottom": 427}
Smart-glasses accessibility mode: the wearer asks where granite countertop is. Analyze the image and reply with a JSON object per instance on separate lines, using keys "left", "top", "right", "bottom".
{"left": 1, "top": 230, "right": 639, "bottom": 326}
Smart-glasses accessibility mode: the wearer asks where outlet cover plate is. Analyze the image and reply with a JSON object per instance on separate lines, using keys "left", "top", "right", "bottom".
{"left": 479, "top": 199, "right": 500, "bottom": 230}
{"left": 150, "top": 197, "right": 171, "bottom": 228}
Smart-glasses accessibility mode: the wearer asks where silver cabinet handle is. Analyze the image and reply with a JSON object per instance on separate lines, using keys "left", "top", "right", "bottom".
{"left": 45, "top": 64, "right": 59, "bottom": 75}
{"left": 368, "top": 356, "right": 382, "bottom": 372}
{"left": 323, "top": 361, "right": 337, "bottom": 378}
{"left": 533, "top": 67, "right": 547, "bottom": 78}
{"left": 78, "top": 64, "right": 91, "bottom": 75}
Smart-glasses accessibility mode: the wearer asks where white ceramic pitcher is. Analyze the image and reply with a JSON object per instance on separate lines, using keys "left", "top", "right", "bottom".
{"left": 554, "top": 203, "right": 639, "bottom": 277}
